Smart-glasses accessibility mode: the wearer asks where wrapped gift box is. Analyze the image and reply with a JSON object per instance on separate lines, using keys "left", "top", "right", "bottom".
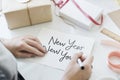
{"left": 2, "top": 0, "right": 52, "bottom": 29}
{"left": 59, "top": 0, "right": 103, "bottom": 30}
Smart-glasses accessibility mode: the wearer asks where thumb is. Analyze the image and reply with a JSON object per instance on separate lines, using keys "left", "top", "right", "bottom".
{"left": 83, "top": 53, "right": 94, "bottom": 66}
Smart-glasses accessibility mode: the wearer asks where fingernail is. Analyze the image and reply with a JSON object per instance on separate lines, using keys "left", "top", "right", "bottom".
{"left": 43, "top": 48, "right": 47, "bottom": 53}
{"left": 38, "top": 52, "right": 45, "bottom": 57}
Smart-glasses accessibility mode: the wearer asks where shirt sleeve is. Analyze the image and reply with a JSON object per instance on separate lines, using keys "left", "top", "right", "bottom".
{"left": 0, "top": 42, "right": 18, "bottom": 80}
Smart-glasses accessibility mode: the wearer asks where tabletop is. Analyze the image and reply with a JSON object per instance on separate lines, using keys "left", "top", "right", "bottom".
{"left": 0, "top": 0, "right": 120, "bottom": 80}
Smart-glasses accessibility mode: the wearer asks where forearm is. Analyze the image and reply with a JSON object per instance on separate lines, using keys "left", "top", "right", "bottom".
{"left": 0, "top": 41, "right": 17, "bottom": 80}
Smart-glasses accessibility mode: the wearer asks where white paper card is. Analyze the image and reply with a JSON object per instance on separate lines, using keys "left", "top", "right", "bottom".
{"left": 24, "top": 28, "right": 95, "bottom": 70}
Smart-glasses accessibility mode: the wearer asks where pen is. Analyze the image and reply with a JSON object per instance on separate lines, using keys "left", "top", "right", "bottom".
{"left": 78, "top": 59, "right": 85, "bottom": 70}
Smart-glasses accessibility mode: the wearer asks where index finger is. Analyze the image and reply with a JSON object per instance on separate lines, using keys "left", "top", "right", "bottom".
{"left": 20, "top": 43, "right": 45, "bottom": 56}
{"left": 25, "top": 35, "right": 41, "bottom": 43}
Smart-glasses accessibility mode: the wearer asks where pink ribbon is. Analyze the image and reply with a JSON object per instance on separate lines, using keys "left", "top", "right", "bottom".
{"left": 108, "top": 51, "right": 120, "bottom": 73}
{"left": 71, "top": 0, "right": 103, "bottom": 25}
{"left": 52, "top": 0, "right": 69, "bottom": 9}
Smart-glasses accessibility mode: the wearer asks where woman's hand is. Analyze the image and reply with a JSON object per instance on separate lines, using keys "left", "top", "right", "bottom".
{"left": 1, "top": 35, "right": 46, "bottom": 58}
{"left": 62, "top": 53, "right": 93, "bottom": 80}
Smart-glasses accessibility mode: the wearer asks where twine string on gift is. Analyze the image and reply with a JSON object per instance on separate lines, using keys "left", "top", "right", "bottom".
{"left": 16, "top": 0, "right": 32, "bottom": 25}
{"left": 52, "top": 0, "right": 103, "bottom": 26}
{"left": 26, "top": 4, "right": 32, "bottom": 25}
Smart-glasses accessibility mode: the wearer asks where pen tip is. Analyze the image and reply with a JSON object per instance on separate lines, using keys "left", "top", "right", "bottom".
{"left": 81, "top": 66, "right": 85, "bottom": 70}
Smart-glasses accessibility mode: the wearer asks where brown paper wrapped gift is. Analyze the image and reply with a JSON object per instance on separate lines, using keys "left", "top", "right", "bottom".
{"left": 2, "top": 0, "right": 52, "bottom": 29}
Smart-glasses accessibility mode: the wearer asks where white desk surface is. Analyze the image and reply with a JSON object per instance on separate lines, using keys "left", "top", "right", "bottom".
{"left": 0, "top": 0, "right": 1, "bottom": 11}
{"left": 0, "top": 0, "right": 120, "bottom": 80}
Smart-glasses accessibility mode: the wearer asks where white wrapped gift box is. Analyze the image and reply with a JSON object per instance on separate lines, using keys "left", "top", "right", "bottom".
{"left": 59, "top": 0, "right": 103, "bottom": 30}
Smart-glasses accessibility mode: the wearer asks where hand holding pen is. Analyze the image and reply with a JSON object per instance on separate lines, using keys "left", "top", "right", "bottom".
{"left": 62, "top": 52, "right": 93, "bottom": 80}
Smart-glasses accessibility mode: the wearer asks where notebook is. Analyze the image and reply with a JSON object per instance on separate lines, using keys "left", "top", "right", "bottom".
{"left": 24, "top": 28, "right": 95, "bottom": 70}
{"left": 108, "top": 9, "right": 120, "bottom": 30}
